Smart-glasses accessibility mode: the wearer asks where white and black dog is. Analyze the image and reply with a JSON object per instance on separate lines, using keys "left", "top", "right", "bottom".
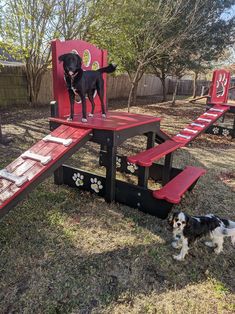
{"left": 168, "top": 212, "right": 235, "bottom": 261}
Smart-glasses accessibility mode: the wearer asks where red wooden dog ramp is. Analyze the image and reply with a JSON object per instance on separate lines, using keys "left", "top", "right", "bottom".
{"left": 0, "top": 125, "right": 92, "bottom": 217}
{"left": 153, "top": 166, "right": 206, "bottom": 204}
{"left": 172, "top": 104, "right": 230, "bottom": 146}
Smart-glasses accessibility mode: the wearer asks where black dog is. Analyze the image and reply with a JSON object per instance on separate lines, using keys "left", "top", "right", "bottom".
{"left": 59, "top": 50, "right": 116, "bottom": 122}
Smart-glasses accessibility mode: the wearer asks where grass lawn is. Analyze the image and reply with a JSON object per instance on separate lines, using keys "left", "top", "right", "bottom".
{"left": 0, "top": 99, "right": 234, "bottom": 313}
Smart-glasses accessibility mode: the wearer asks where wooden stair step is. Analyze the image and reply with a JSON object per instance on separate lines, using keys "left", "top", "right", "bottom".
{"left": 127, "top": 140, "right": 182, "bottom": 167}
{"left": 153, "top": 166, "right": 206, "bottom": 204}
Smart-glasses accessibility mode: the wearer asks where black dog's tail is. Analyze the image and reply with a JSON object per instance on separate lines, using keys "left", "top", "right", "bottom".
{"left": 97, "top": 63, "right": 117, "bottom": 74}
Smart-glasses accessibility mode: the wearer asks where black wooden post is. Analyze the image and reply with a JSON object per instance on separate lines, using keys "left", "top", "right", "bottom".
{"left": 50, "top": 100, "right": 58, "bottom": 118}
{"left": 138, "top": 166, "right": 149, "bottom": 187}
{"left": 136, "top": 131, "right": 155, "bottom": 188}
{"left": 232, "top": 114, "right": 235, "bottom": 138}
{"left": 146, "top": 131, "right": 156, "bottom": 149}
{"left": 99, "top": 144, "right": 107, "bottom": 166}
{"left": 50, "top": 100, "right": 63, "bottom": 184}
{"left": 162, "top": 153, "right": 173, "bottom": 184}
{"left": 54, "top": 167, "right": 64, "bottom": 185}
{"left": 105, "top": 145, "right": 117, "bottom": 202}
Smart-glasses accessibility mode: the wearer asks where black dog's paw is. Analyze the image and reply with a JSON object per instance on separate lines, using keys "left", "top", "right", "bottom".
{"left": 88, "top": 113, "right": 94, "bottom": 117}
{"left": 81, "top": 118, "right": 88, "bottom": 123}
{"left": 102, "top": 114, "right": 106, "bottom": 118}
{"left": 67, "top": 116, "right": 73, "bottom": 121}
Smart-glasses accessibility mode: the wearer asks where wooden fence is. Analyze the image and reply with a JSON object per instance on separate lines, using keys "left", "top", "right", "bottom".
{"left": 37, "top": 70, "right": 53, "bottom": 104}
{"left": 0, "top": 66, "right": 28, "bottom": 106}
{"left": 107, "top": 73, "right": 167, "bottom": 99}
{"left": 168, "top": 79, "right": 210, "bottom": 96}
{"left": 1, "top": 66, "right": 226, "bottom": 108}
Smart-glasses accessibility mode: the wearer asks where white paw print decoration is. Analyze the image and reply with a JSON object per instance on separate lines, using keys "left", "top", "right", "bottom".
{"left": 222, "top": 129, "right": 230, "bottom": 137}
{"left": 72, "top": 172, "right": 84, "bottom": 187}
{"left": 116, "top": 157, "right": 121, "bottom": 168}
{"left": 90, "top": 177, "right": 103, "bottom": 193}
{"left": 212, "top": 127, "right": 219, "bottom": 134}
{"left": 127, "top": 162, "right": 138, "bottom": 173}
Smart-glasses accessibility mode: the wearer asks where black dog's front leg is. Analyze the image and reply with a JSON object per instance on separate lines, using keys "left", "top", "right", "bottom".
{"left": 80, "top": 94, "right": 87, "bottom": 123}
{"left": 68, "top": 89, "right": 75, "bottom": 121}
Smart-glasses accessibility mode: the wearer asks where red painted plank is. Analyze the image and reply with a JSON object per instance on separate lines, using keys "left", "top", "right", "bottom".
{"left": 50, "top": 111, "right": 161, "bottom": 131}
{"left": 127, "top": 140, "right": 182, "bottom": 167}
{"left": 0, "top": 125, "right": 77, "bottom": 196}
{"left": 0, "top": 126, "right": 90, "bottom": 198}
{"left": 153, "top": 166, "right": 206, "bottom": 204}
{"left": 0, "top": 126, "right": 92, "bottom": 211}
{"left": 5, "top": 124, "right": 70, "bottom": 173}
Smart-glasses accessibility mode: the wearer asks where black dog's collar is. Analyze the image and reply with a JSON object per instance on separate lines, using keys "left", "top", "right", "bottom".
{"left": 64, "top": 71, "right": 79, "bottom": 79}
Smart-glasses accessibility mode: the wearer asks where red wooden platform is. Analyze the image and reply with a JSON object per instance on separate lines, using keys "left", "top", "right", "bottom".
{"left": 0, "top": 125, "right": 92, "bottom": 217}
{"left": 153, "top": 166, "right": 206, "bottom": 204}
{"left": 50, "top": 111, "right": 161, "bottom": 131}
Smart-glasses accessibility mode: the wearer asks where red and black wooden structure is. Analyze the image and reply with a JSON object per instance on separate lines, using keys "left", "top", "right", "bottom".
{"left": 0, "top": 40, "right": 234, "bottom": 220}
{"left": 205, "top": 69, "right": 235, "bottom": 138}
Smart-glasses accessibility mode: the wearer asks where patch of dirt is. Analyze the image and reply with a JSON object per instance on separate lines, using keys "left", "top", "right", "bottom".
{"left": 219, "top": 171, "right": 235, "bottom": 191}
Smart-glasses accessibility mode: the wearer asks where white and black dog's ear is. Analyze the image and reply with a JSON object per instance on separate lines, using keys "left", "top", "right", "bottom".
{"left": 184, "top": 213, "right": 193, "bottom": 227}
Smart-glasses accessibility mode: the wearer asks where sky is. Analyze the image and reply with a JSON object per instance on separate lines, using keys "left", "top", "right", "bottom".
{"left": 221, "top": 4, "right": 235, "bottom": 20}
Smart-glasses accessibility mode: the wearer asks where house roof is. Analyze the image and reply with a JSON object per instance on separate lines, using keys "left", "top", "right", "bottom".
{"left": 0, "top": 47, "right": 24, "bottom": 66}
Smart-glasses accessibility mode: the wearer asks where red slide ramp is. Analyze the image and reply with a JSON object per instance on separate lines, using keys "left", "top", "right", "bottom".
{"left": 0, "top": 125, "right": 92, "bottom": 218}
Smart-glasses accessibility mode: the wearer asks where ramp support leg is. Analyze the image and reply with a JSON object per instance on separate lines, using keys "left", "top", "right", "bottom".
{"left": 54, "top": 167, "right": 64, "bottom": 185}
{"left": 162, "top": 153, "right": 173, "bottom": 185}
{"left": 138, "top": 166, "right": 149, "bottom": 187}
{"left": 146, "top": 131, "right": 156, "bottom": 149}
{"left": 233, "top": 114, "right": 235, "bottom": 138}
{"left": 105, "top": 145, "right": 117, "bottom": 202}
{"left": 50, "top": 101, "right": 58, "bottom": 118}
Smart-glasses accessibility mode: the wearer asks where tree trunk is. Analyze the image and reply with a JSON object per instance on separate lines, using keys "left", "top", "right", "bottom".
{"left": 26, "top": 62, "right": 44, "bottom": 104}
{"left": 172, "top": 79, "right": 179, "bottom": 106}
{"left": 127, "top": 67, "right": 143, "bottom": 112}
{"left": 0, "top": 116, "right": 2, "bottom": 143}
{"left": 160, "top": 74, "right": 167, "bottom": 102}
{"left": 29, "top": 73, "right": 43, "bottom": 104}
{"left": 127, "top": 81, "right": 138, "bottom": 111}
{"left": 0, "top": 115, "right": 12, "bottom": 145}
{"left": 192, "top": 71, "right": 199, "bottom": 98}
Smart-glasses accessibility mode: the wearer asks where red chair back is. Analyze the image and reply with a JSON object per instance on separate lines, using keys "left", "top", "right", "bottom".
{"left": 51, "top": 39, "right": 107, "bottom": 118}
